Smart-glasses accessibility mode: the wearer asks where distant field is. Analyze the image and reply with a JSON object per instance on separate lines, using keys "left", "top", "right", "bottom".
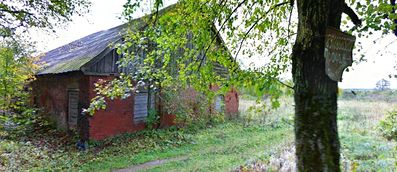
{"left": 338, "top": 100, "right": 397, "bottom": 171}
{"left": 341, "top": 89, "right": 397, "bottom": 102}
{"left": 238, "top": 95, "right": 397, "bottom": 171}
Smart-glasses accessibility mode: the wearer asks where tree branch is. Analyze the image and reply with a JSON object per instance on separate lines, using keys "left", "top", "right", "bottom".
{"left": 197, "top": 0, "right": 249, "bottom": 71}
{"left": 342, "top": 3, "right": 361, "bottom": 26}
{"left": 234, "top": 1, "right": 289, "bottom": 61}
{"left": 152, "top": 0, "right": 161, "bottom": 26}
{"left": 277, "top": 79, "right": 293, "bottom": 89}
{"left": 0, "top": 5, "right": 34, "bottom": 16}
{"left": 287, "top": 1, "right": 294, "bottom": 38}
{"left": 391, "top": 0, "right": 397, "bottom": 36}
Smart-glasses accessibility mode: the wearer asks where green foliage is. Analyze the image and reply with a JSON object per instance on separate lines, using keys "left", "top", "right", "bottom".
{"left": 0, "top": 111, "right": 72, "bottom": 171}
{"left": 0, "top": 108, "right": 39, "bottom": 139}
{"left": 0, "top": 96, "right": 292, "bottom": 171}
{"left": 0, "top": 40, "right": 40, "bottom": 139}
{"left": 76, "top": 122, "right": 293, "bottom": 171}
{"left": 87, "top": 0, "right": 295, "bottom": 115}
{"left": 161, "top": 84, "right": 214, "bottom": 126}
{"left": 346, "top": 0, "right": 397, "bottom": 61}
{"left": 0, "top": 0, "right": 91, "bottom": 38}
{"left": 89, "top": 0, "right": 397, "bottom": 120}
{"left": 239, "top": 96, "right": 294, "bottom": 128}
{"left": 146, "top": 108, "right": 160, "bottom": 129}
{"left": 0, "top": 122, "right": 200, "bottom": 171}
{"left": 378, "top": 109, "right": 397, "bottom": 141}
{"left": 338, "top": 100, "right": 397, "bottom": 171}
{"left": 0, "top": 0, "right": 92, "bottom": 136}
{"left": 340, "top": 133, "right": 397, "bottom": 171}
{"left": 113, "top": 0, "right": 397, "bottom": 112}
{"left": 352, "top": 0, "right": 397, "bottom": 35}
{"left": 0, "top": 41, "right": 37, "bottom": 112}
{"left": 84, "top": 74, "right": 135, "bottom": 115}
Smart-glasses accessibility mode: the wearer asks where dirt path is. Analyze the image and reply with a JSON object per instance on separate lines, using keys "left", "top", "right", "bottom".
{"left": 113, "top": 156, "right": 188, "bottom": 172}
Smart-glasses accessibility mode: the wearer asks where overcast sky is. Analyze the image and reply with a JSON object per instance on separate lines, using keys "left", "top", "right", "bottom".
{"left": 30, "top": 0, "right": 397, "bottom": 89}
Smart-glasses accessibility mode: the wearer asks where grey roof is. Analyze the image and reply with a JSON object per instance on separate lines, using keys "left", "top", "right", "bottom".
{"left": 36, "top": 4, "right": 235, "bottom": 75}
{"left": 37, "top": 24, "right": 133, "bottom": 75}
{"left": 37, "top": 18, "right": 149, "bottom": 75}
{"left": 37, "top": 4, "right": 179, "bottom": 75}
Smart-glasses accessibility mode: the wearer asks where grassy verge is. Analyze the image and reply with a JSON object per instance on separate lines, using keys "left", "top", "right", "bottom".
{"left": 338, "top": 100, "right": 397, "bottom": 171}
{"left": 77, "top": 121, "right": 293, "bottom": 171}
{"left": 0, "top": 120, "right": 293, "bottom": 171}
{"left": 236, "top": 98, "right": 397, "bottom": 171}
{"left": 136, "top": 123, "right": 293, "bottom": 172}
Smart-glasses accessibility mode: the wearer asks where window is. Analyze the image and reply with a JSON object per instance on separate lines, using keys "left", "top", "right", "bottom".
{"left": 215, "top": 95, "right": 224, "bottom": 112}
{"left": 133, "top": 90, "right": 155, "bottom": 123}
{"left": 68, "top": 90, "right": 79, "bottom": 129}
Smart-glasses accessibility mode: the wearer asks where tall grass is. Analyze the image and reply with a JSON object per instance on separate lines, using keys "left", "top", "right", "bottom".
{"left": 239, "top": 96, "right": 294, "bottom": 127}
{"left": 338, "top": 100, "right": 397, "bottom": 171}
{"left": 238, "top": 95, "right": 397, "bottom": 171}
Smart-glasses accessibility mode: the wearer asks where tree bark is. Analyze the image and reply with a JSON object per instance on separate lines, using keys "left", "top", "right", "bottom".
{"left": 292, "top": 0, "right": 343, "bottom": 171}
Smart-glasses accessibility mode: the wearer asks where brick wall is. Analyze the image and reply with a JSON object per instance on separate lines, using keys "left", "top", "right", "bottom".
{"left": 224, "top": 88, "right": 239, "bottom": 119}
{"left": 87, "top": 76, "right": 145, "bottom": 140}
{"left": 210, "top": 85, "right": 239, "bottom": 118}
{"left": 33, "top": 73, "right": 238, "bottom": 140}
{"left": 31, "top": 72, "right": 83, "bottom": 130}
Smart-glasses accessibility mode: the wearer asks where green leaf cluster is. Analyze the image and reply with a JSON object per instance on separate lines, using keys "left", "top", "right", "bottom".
{"left": 0, "top": 0, "right": 91, "bottom": 38}
{"left": 0, "top": 40, "right": 39, "bottom": 138}
{"left": 90, "top": 0, "right": 397, "bottom": 115}
{"left": 378, "top": 108, "right": 397, "bottom": 141}
{"left": 0, "top": 41, "right": 38, "bottom": 112}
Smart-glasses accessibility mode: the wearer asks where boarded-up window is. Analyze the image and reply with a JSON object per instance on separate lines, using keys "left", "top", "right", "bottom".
{"left": 133, "top": 91, "right": 155, "bottom": 123}
{"left": 215, "top": 95, "right": 224, "bottom": 112}
{"left": 68, "top": 90, "right": 79, "bottom": 128}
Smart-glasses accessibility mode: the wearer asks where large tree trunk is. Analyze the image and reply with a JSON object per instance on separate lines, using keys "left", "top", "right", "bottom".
{"left": 292, "top": 0, "right": 344, "bottom": 171}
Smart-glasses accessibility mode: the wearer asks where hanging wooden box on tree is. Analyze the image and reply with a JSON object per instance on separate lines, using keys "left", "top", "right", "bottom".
{"left": 324, "top": 27, "right": 356, "bottom": 82}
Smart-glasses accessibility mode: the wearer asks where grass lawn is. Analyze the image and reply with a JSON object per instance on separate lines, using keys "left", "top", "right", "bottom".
{"left": 0, "top": 121, "right": 294, "bottom": 171}
{"left": 82, "top": 123, "right": 293, "bottom": 171}
{"left": 1, "top": 97, "right": 396, "bottom": 171}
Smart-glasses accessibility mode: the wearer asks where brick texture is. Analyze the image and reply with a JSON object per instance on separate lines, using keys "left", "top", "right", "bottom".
{"left": 32, "top": 73, "right": 239, "bottom": 140}
{"left": 225, "top": 88, "right": 239, "bottom": 119}
{"left": 87, "top": 76, "right": 145, "bottom": 140}
{"left": 31, "top": 72, "right": 83, "bottom": 130}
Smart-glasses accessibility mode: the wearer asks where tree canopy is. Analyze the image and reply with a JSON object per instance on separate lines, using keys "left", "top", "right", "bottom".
{"left": 0, "top": 0, "right": 91, "bottom": 111}
{"left": 0, "top": 0, "right": 91, "bottom": 39}
{"left": 87, "top": 0, "right": 397, "bottom": 113}
{"left": 376, "top": 78, "right": 391, "bottom": 90}
{"left": 0, "top": 40, "right": 37, "bottom": 112}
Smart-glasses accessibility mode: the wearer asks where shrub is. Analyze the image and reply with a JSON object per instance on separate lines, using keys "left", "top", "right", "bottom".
{"left": 0, "top": 40, "right": 40, "bottom": 138}
{"left": 161, "top": 85, "right": 217, "bottom": 126}
{"left": 378, "top": 109, "right": 397, "bottom": 141}
{"left": 0, "top": 42, "right": 38, "bottom": 112}
{"left": 146, "top": 108, "right": 160, "bottom": 129}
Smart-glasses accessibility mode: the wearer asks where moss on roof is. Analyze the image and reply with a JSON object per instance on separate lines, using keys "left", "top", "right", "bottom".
{"left": 41, "top": 55, "right": 93, "bottom": 74}
{"left": 37, "top": 4, "right": 177, "bottom": 75}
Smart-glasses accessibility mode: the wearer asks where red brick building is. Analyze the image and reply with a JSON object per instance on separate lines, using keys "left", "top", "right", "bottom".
{"left": 32, "top": 5, "right": 239, "bottom": 140}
